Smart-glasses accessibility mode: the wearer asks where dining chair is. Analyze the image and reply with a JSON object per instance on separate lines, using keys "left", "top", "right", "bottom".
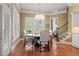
{"left": 40, "top": 30, "right": 51, "bottom": 52}
{"left": 23, "top": 30, "right": 34, "bottom": 50}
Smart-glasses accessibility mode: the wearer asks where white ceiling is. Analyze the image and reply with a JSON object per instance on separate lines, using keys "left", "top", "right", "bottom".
{"left": 18, "top": 3, "right": 68, "bottom": 14}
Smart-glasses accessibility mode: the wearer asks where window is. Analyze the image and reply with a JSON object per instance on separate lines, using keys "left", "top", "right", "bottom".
{"left": 25, "top": 17, "right": 33, "bottom": 34}
{"left": 25, "top": 17, "right": 46, "bottom": 34}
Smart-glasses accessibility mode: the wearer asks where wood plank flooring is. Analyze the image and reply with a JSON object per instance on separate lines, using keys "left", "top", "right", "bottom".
{"left": 9, "top": 39, "right": 79, "bottom": 56}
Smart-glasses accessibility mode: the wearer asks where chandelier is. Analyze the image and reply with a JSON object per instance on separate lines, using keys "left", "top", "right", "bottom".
{"left": 35, "top": 3, "right": 45, "bottom": 20}
{"left": 35, "top": 14, "right": 45, "bottom": 20}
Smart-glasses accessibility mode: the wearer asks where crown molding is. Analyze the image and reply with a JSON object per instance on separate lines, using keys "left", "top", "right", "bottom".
{"left": 20, "top": 9, "right": 49, "bottom": 15}
{"left": 67, "top": 3, "right": 72, "bottom": 7}
{"left": 67, "top": 3, "right": 79, "bottom": 7}
{"left": 20, "top": 9, "right": 67, "bottom": 15}
{"left": 48, "top": 10, "right": 67, "bottom": 15}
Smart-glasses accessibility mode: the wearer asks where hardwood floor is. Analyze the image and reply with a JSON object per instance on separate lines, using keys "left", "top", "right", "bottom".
{"left": 9, "top": 39, "right": 79, "bottom": 56}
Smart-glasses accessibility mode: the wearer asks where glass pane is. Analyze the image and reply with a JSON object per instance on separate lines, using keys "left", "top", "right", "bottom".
{"left": 25, "top": 17, "right": 46, "bottom": 34}
{"left": 33, "top": 20, "right": 46, "bottom": 34}
{"left": 25, "top": 17, "right": 33, "bottom": 34}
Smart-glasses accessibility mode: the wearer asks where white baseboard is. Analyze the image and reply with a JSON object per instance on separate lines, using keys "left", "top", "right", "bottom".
{"left": 72, "top": 44, "right": 79, "bottom": 48}
{"left": 20, "top": 38, "right": 24, "bottom": 40}
{"left": 11, "top": 37, "right": 21, "bottom": 51}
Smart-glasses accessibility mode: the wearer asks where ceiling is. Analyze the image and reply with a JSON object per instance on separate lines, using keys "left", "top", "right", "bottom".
{"left": 18, "top": 3, "right": 68, "bottom": 14}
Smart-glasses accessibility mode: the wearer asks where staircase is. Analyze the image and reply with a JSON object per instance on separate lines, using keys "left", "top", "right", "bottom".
{"left": 58, "top": 32, "right": 72, "bottom": 45}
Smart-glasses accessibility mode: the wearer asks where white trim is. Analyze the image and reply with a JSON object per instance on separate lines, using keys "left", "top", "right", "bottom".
{"left": 48, "top": 10, "right": 67, "bottom": 15}
{"left": 71, "top": 12, "right": 73, "bottom": 33}
{"left": 20, "top": 9, "right": 67, "bottom": 15}
{"left": 11, "top": 38, "right": 20, "bottom": 51}
{"left": 72, "top": 44, "right": 79, "bottom": 48}
{"left": 15, "top": 4, "right": 20, "bottom": 10}
{"left": 20, "top": 38, "right": 24, "bottom": 40}
{"left": 67, "top": 3, "right": 79, "bottom": 7}
{"left": 20, "top": 10, "right": 49, "bottom": 15}
{"left": 51, "top": 17, "right": 58, "bottom": 32}
{"left": 16, "top": 3, "right": 67, "bottom": 15}
{"left": 67, "top": 3, "right": 72, "bottom": 7}
{"left": 13, "top": 4, "right": 20, "bottom": 12}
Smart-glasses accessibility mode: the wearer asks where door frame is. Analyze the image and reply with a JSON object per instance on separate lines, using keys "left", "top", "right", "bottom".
{"left": 51, "top": 17, "right": 58, "bottom": 32}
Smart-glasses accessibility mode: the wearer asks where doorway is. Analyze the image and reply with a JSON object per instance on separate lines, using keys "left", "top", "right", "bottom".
{"left": 51, "top": 17, "right": 58, "bottom": 33}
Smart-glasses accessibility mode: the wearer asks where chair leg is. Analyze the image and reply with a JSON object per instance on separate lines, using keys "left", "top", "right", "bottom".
{"left": 24, "top": 38, "right": 26, "bottom": 47}
{"left": 40, "top": 42, "right": 41, "bottom": 53}
{"left": 48, "top": 41, "right": 49, "bottom": 51}
{"left": 51, "top": 39, "right": 52, "bottom": 45}
{"left": 32, "top": 41, "right": 34, "bottom": 51}
{"left": 32, "top": 42, "right": 34, "bottom": 53}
